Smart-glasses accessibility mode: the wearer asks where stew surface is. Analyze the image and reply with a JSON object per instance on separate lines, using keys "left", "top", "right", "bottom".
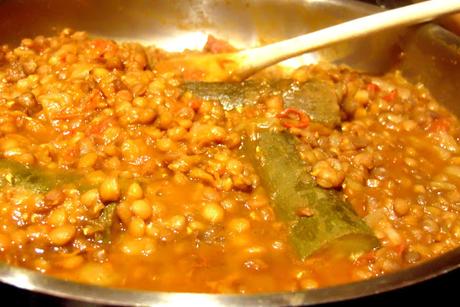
{"left": 0, "top": 30, "right": 459, "bottom": 293}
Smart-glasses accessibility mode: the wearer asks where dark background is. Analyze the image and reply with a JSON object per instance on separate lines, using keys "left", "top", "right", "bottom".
{"left": 1, "top": 0, "right": 459, "bottom": 306}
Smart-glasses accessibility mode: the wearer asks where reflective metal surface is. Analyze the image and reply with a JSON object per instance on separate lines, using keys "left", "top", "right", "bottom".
{"left": 0, "top": 0, "right": 404, "bottom": 73}
{"left": 0, "top": 0, "right": 459, "bottom": 305}
{"left": 0, "top": 244, "right": 459, "bottom": 306}
{"left": 400, "top": 24, "right": 460, "bottom": 117}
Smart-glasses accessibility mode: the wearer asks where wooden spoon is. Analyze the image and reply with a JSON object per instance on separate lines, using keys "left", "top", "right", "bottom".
{"left": 154, "top": 0, "right": 460, "bottom": 82}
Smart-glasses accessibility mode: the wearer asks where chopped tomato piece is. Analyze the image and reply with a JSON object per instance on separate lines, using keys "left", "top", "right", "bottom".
{"left": 383, "top": 89, "right": 398, "bottom": 102}
{"left": 90, "top": 39, "right": 118, "bottom": 57}
{"left": 189, "top": 98, "right": 202, "bottom": 111}
{"left": 355, "top": 250, "right": 376, "bottom": 264}
{"left": 203, "top": 35, "right": 236, "bottom": 54}
{"left": 84, "top": 89, "right": 103, "bottom": 112}
{"left": 87, "top": 117, "right": 113, "bottom": 136}
{"left": 393, "top": 244, "right": 406, "bottom": 257}
{"left": 429, "top": 117, "right": 451, "bottom": 133}
{"left": 366, "top": 83, "right": 380, "bottom": 96}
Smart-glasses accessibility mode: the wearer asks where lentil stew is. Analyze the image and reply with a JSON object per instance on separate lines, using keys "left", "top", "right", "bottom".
{"left": 0, "top": 30, "right": 459, "bottom": 293}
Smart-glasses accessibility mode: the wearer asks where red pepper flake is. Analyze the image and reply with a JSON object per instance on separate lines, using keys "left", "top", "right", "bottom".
{"left": 383, "top": 89, "right": 398, "bottom": 102}
{"left": 276, "top": 108, "right": 310, "bottom": 129}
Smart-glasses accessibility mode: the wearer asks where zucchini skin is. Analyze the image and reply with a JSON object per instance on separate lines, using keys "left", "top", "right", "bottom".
{"left": 243, "top": 131, "right": 379, "bottom": 259}
{"left": 0, "top": 159, "right": 114, "bottom": 242}
{"left": 182, "top": 79, "right": 341, "bottom": 127}
{"left": 0, "top": 158, "right": 83, "bottom": 192}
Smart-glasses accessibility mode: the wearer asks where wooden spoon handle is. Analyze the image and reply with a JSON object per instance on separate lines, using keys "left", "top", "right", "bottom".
{"left": 234, "top": 0, "right": 460, "bottom": 79}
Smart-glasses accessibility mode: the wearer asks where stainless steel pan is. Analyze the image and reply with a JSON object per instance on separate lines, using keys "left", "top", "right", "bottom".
{"left": 0, "top": 0, "right": 459, "bottom": 305}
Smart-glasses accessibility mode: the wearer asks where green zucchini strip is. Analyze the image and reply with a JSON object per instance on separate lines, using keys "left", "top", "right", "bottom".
{"left": 182, "top": 79, "right": 341, "bottom": 127}
{"left": 243, "top": 131, "right": 379, "bottom": 259}
{"left": 0, "top": 158, "right": 84, "bottom": 192}
{"left": 0, "top": 158, "right": 115, "bottom": 241}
